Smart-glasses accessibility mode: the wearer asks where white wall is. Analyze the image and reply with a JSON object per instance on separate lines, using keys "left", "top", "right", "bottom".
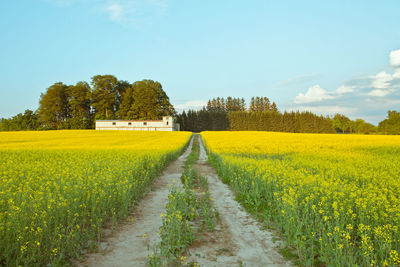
{"left": 95, "top": 116, "right": 178, "bottom": 131}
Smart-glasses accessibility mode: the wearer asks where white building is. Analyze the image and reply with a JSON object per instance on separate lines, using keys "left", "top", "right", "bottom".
{"left": 95, "top": 116, "right": 180, "bottom": 131}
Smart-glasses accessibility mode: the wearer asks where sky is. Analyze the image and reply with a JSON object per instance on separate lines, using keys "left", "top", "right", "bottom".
{"left": 1, "top": 0, "right": 399, "bottom": 125}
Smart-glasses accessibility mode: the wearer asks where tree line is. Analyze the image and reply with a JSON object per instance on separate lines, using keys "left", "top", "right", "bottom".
{"left": 176, "top": 96, "right": 398, "bottom": 134}
{"left": 1, "top": 88, "right": 399, "bottom": 134}
{"left": 0, "top": 75, "right": 175, "bottom": 130}
{"left": 228, "top": 110, "right": 334, "bottom": 133}
{"left": 176, "top": 97, "right": 334, "bottom": 133}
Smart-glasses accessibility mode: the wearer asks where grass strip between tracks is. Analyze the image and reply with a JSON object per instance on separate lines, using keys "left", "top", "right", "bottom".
{"left": 149, "top": 135, "right": 218, "bottom": 266}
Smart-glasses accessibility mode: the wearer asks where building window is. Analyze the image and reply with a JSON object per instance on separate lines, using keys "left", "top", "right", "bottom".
{"left": 128, "top": 122, "right": 132, "bottom": 126}
{"left": 143, "top": 122, "right": 147, "bottom": 126}
{"left": 112, "top": 122, "right": 116, "bottom": 126}
{"left": 166, "top": 121, "right": 169, "bottom": 125}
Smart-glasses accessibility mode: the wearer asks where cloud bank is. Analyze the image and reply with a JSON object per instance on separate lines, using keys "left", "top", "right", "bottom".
{"left": 390, "top": 49, "right": 400, "bottom": 68}
{"left": 292, "top": 49, "right": 400, "bottom": 123}
{"left": 294, "top": 84, "right": 354, "bottom": 104}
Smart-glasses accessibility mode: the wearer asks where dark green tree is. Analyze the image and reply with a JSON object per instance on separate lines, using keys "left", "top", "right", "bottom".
{"left": 352, "top": 119, "right": 376, "bottom": 134}
{"left": 176, "top": 110, "right": 188, "bottom": 131}
{"left": 67, "top": 81, "right": 92, "bottom": 128}
{"left": 91, "top": 75, "right": 120, "bottom": 119}
{"left": 270, "top": 102, "right": 278, "bottom": 112}
{"left": 115, "top": 80, "right": 132, "bottom": 115}
{"left": 378, "top": 110, "right": 400, "bottom": 134}
{"left": 131, "top": 80, "right": 175, "bottom": 120}
{"left": 249, "top": 96, "right": 275, "bottom": 112}
{"left": 249, "top": 97, "right": 256, "bottom": 112}
{"left": 333, "top": 114, "right": 351, "bottom": 133}
{"left": 116, "top": 86, "right": 135, "bottom": 119}
{"left": 0, "top": 110, "right": 40, "bottom": 131}
{"left": 38, "top": 82, "right": 70, "bottom": 129}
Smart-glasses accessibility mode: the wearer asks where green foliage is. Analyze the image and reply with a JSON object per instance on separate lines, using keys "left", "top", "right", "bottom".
{"left": 333, "top": 113, "right": 351, "bottom": 133}
{"left": 178, "top": 97, "right": 337, "bottom": 133}
{"left": 378, "top": 110, "right": 400, "bottom": 134}
{"left": 249, "top": 96, "right": 275, "bottom": 112}
{"left": 177, "top": 96, "right": 246, "bottom": 132}
{"left": 228, "top": 110, "right": 335, "bottom": 133}
{"left": 66, "top": 81, "right": 92, "bottom": 129}
{"left": 332, "top": 115, "right": 377, "bottom": 134}
{"left": 37, "top": 81, "right": 94, "bottom": 130}
{"left": 177, "top": 108, "right": 230, "bottom": 132}
{"left": 224, "top": 96, "right": 246, "bottom": 112}
{"left": 116, "top": 86, "right": 135, "bottom": 119}
{"left": 207, "top": 97, "right": 246, "bottom": 112}
{"left": 91, "top": 75, "right": 120, "bottom": 120}
{"left": 177, "top": 97, "right": 383, "bottom": 135}
{"left": 149, "top": 136, "right": 218, "bottom": 266}
{"left": 203, "top": 132, "right": 400, "bottom": 266}
{"left": 115, "top": 80, "right": 132, "bottom": 112}
{"left": 2, "top": 75, "right": 176, "bottom": 131}
{"left": 349, "top": 119, "right": 376, "bottom": 134}
{"left": 159, "top": 188, "right": 196, "bottom": 257}
{"left": 131, "top": 80, "right": 176, "bottom": 120}
{"left": 0, "top": 131, "right": 190, "bottom": 266}
{"left": 38, "top": 82, "right": 70, "bottom": 129}
{"left": 0, "top": 110, "right": 40, "bottom": 131}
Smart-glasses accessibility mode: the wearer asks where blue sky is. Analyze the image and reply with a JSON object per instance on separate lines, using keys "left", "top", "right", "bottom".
{"left": 1, "top": 0, "right": 399, "bottom": 125}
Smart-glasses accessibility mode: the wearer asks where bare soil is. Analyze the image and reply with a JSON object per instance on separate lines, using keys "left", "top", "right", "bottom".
{"left": 77, "top": 138, "right": 192, "bottom": 267}
{"left": 184, "top": 137, "right": 292, "bottom": 267}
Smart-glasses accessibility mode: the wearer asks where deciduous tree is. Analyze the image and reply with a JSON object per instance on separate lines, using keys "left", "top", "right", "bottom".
{"left": 67, "top": 81, "right": 92, "bottom": 128}
{"left": 38, "top": 82, "right": 70, "bottom": 129}
{"left": 131, "top": 80, "right": 175, "bottom": 120}
{"left": 116, "top": 86, "right": 135, "bottom": 119}
{"left": 378, "top": 110, "right": 400, "bottom": 134}
{"left": 333, "top": 113, "right": 351, "bottom": 133}
{"left": 91, "top": 75, "right": 120, "bottom": 119}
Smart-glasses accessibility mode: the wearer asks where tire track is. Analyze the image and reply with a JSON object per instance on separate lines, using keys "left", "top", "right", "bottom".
{"left": 185, "top": 137, "right": 292, "bottom": 267}
{"left": 77, "top": 137, "right": 193, "bottom": 267}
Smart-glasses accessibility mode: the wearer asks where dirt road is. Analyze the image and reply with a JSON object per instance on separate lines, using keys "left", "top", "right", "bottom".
{"left": 78, "top": 138, "right": 192, "bottom": 267}
{"left": 185, "top": 137, "right": 292, "bottom": 267}
{"left": 78, "top": 135, "right": 291, "bottom": 266}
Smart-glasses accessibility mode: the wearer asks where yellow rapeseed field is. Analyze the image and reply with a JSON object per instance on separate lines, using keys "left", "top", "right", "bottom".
{"left": 202, "top": 131, "right": 400, "bottom": 266}
{"left": 0, "top": 130, "right": 191, "bottom": 266}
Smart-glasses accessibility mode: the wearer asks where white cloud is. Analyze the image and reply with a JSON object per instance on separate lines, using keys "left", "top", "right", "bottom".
{"left": 390, "top": 49, "right": 400, "bottom": 68}
{"left": 366, "top": 69, "right": 400, "bottom": 97}
{"left": 294, "top": 49, "right": 400, "bottom": 104}
{"left": 394, "top": 70, "right": 400, "bottom": 79}
{"left": 294, "top": 83, "right": 356, "bottom": 104}
{"left": 174, "top": 100, "right": 207, "bottom": 111}
{"left": 294, "top": 85, "right": 334, "bottom": 104}
{"left": 336, "top": 85, "right": 355, "bottom": 94}
{"left": 290, "top": 48, "right": 400, "bottom": 122}
{"left": 106, "top": 3, "right": 124, "bottom": 22}
{"left": 367, "top": 89, "right": 391, "bottom": 97}
{"left": 370, "top": 71, "right": 393, "bottom": 89}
